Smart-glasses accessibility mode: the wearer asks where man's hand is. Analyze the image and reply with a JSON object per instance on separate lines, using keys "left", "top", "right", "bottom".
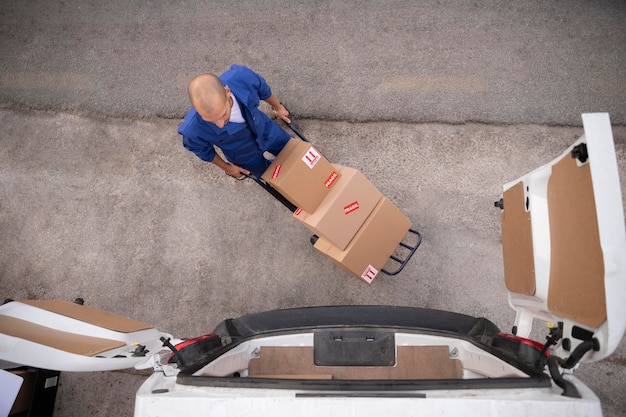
{"left": 211, "top": 155, "right": 250, "bottom": 178}
{"left": 272, "top": 103, "right": 291, "bottom": 124}
{"left": 264, "top": 95, "right": 291, "bottom": 124}
{"left": 224, "top": 163, "right": 250, "bottom": 179}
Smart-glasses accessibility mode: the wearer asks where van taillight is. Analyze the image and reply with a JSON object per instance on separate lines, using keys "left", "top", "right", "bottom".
{"left": 168, "top": 334, "right": 221, "bottom": 365}
{"left": 496, "top": 333, "right": 548, "bottom": 355}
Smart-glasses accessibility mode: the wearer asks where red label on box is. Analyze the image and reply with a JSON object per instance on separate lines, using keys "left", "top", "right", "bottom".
{"left": 294, "top": 208, "right": 302, "bottom": 216}
{"left": 325, "top": 171, "right": 339, "bottom": 188}
{"left": 271, "top": 164, "right": 282, "bottom": 179}
{"left": 344, "top": 201, "right": 360, "bottom": 215}
{"left": 361, "top": 264, "right": 378, "bottom": 284}
{"left": 301, "top": 147, "right": 321, "bottom": 169}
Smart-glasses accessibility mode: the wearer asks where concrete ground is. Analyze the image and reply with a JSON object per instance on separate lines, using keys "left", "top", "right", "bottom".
{"left": 1, "top": 0, "right": 626, "bottom": 416}
{"left": 1, "top": 108, "right": 625, "bottom": 416}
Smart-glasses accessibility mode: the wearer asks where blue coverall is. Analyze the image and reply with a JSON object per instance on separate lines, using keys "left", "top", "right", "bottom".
{"left": 178, "top": 65, "right": 292, "bottom": 177}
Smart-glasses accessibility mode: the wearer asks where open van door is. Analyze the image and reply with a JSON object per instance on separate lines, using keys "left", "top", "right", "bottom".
{"left": 498, "top": 113, "right": 626, "bottom": 364}
{"left": 0, "top": 299, "right": 172, "bottom": 372}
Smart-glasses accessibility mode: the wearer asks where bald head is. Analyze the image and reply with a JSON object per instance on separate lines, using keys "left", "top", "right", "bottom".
{"left": 188, "top": 74, "right": 228, "bottom": 115}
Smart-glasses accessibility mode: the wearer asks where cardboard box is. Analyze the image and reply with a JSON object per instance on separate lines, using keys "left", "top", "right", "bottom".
{"left": 262, "top": 138, "right": 339, "bottom": 213}
{"left": 313, "top": 197, "right": 412, "bottom": 284}
{"left": 294, "top": 165, "right": 383, "bottom": 250}
{"left": 7, "top": 368, "right": 59, "bottom": 417}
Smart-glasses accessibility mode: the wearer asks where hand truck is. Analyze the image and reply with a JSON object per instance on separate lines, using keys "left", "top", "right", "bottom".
{"left": 243, "top": 114, "right": 422, "bottom": 277}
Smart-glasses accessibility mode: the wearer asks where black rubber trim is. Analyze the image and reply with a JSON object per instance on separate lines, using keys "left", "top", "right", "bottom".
{"left": 176, "top": 374, "right": 552, "bottom": 391}
{"left": 214, "top": 306, "right": 501, "bottom": 340}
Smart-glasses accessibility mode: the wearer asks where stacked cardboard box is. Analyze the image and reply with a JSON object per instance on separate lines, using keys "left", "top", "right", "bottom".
{"left": 311, "top": 197, "right": 412, "bottom": 284}
{"left": 261, "top": 138, "right": 340, "bottom": 213}
{"left": 262, "top": 138, "right": 412, "bottom": 284}
{"left": 293, "top": 165, "right": 382, "bottom": 250}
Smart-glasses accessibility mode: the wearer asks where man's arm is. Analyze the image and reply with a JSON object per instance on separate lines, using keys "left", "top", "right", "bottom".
{"left": 264, "top": 95, "right": 291, "bottom": 124}
{"left": 211, "top": 153, "right": 250, "bottom": 178}
{"left": 228, "top": 65, "right": 291, "bottom": 124}
{"left": 180, "top": 130, "right": 248, "bottom": 178}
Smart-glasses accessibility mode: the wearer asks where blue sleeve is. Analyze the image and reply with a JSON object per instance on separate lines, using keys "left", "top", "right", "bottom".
{"left": 255, "top": 70, "right": 272, "bottom": 100}
{"left": 178, "top": 109, "right": 217, "bottom": 162}
{"left": 226, "top": 65, "right": 272, "bottom": 101}
{"left": 182, "top": 135, "right": 216, "bottom": 162}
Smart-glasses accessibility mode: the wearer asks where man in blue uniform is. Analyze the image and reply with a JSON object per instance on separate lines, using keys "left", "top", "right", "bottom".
{"left": 178, "top": 65, "right": 293, "bottom": 178}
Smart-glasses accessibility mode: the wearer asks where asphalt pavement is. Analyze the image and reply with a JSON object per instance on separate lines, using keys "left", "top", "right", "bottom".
{"left": 1, "top": 1, "right": 626, "bottom": 416}
{"left": 1, "top": 1, "right": 625, "bottom": 125}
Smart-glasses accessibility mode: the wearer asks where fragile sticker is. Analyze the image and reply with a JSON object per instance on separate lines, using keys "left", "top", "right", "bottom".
{"left": 325, "top": 171, "right": 339, "bottom": 188}
{"left": 361, "top": 265, "right": 379, "bottom": 284}
{"left": 271, "top": 164, "right": 282, "bottom": 179}
{"left": 344, "top": 201, "right": 359, "bottom": 215}
{"left": 301, "top": 147, "right": 321, "bottom": 169}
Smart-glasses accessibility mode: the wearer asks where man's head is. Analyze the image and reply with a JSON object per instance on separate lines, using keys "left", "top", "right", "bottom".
{"left": 188, "top": 74, "right": 233, "bottom": 128}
